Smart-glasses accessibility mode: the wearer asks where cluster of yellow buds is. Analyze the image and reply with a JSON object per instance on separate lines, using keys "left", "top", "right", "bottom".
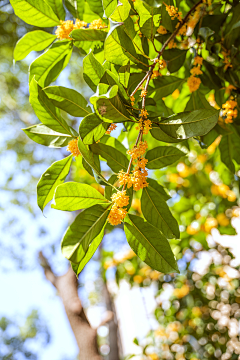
{"left": 55, "top": 19, "right": 87, "bottom": 40}
{"left": 67, "top": 138, "right": 81, "bottom": 157}
{"left": 118, "top": 141, "right": 149, "bottom": 191}
{"left": 55, "top": 18, "right": 106, "bottom": 40}
{"left": 222, "top": 99, "right": 238, "bottom": 124}
{"left": 130, "top": 96, "right": 135, "bottom": 106}
{"left": 151, "top": 70, "right": 161, "bottom": 79}
{"left": 222, "top": 49, "right": 232, "bottom": 71}
{"left": 158, "top": 59, "right": 166, "bottom": 69}
{"left": 187, "top": 56, "right": 203, "bottom": 92}
{"left": 136, "top": 109, "right": 152, "bottom": 135}
{"left": 106, "top": 123, "right": 117, "bottom": 135}
{"left": 107, "top": 190, "right": 129, "bottom": 226}
{"left": 165, "top": 4, "right": 182, "bottom": 20}
{"left": 157, "top": 25, "right": 167, "bottom": 34}
{"left": 140, "top": 89, "right": 147, "bottom": 98}
{"left": 168, "top": 39, "right": 177, "bottom": 49}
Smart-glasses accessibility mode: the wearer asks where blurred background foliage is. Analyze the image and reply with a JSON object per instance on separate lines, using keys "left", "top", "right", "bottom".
{"left": 1, "top": 0, "right": 240, "bottom": 359}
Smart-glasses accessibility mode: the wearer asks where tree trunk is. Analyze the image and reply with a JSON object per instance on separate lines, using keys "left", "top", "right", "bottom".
{"left": 39, "top": 253, "right": 102, "bottom": 360}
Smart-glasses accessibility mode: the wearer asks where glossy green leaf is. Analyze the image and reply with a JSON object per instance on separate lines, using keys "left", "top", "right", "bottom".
{"left": 185, "top": 90, "right": 212, "bottom": 111}
{"left": 79, "top": 113, "right": 109, "bottom": 145}
{"left": 44, "top": 86, "right": 92, "bottom": 117}
{"left": 62, "top": 204, "right": 109, "bottom": 263}
{"left": 147, "top": 178, "right": 170, "bottom": 201}
{"left": 146, "top": 146, "right": 185, "bottom": 169}
{"left": 163, "top": 49, "right": 187, "bottom": 73}
{"left": 152, "top": 109, "right": 219, "bottom": 142}
{"left": 10, "top": 0, "right": 60, "bottom": 27}
{"left": 14, "top": 31, "right": 56, "bottom": 61}
{"left": 65, "top": 0, "right": 84, "bottom": 19}
{"left": 124, "top": 214, "right": 179, "bottom": 273}
{"left": 219, "top": 135, "right": 235, "bottom": 173}
{"left": 110, "top": 0, "right": 131, "bottom": 22}
{"left": 71, "top": 226, "right": 106, "bottom": 275}
{"left": 141, "top": 186, "right": 179, "bottom": 239}
{"left": 29, "top": 41, "right": 73, "bottom": 87}
{"left": 103, "top": 0, "right": 117, "bottom": 17}
{"left": 83, "top": 50, "right": 105, "bottom": 92}
{"left": 45, "top": 0, "right": 65, "bottom": 20}
{"left": 37, "top": 155, "right": 72, "bottom": 211}
{"left": 23, "top": 124, "right": 73, "bottom": 147}
{"left": 71, "top": 29, "right": 107, "bottom": 41}
{"left": 149, "top": 76, "right": 184, "bottom": 101}
{"left": 30, "top": 79, "right": 75, "bottom": 136}
{"left": 52, "top": 182, "right": 110, "bottom": 211}
{"left": 90, "top": 142, "right": 129, "bottom": 172}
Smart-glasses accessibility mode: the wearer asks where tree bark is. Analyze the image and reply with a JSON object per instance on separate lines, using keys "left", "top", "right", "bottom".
{"left": 39, "top": 253, "right": 102, "bottom": 360}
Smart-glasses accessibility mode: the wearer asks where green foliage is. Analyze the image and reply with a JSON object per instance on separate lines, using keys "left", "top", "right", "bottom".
{"left": 10, "top": 0, "right": 240, "bottom": 276}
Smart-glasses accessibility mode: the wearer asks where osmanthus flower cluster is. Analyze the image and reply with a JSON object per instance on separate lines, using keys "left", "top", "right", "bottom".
{"left": 11, "top": 0, "right": 240, "bottom": 276}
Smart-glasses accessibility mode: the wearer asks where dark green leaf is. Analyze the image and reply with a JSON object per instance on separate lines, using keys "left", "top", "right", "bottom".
{"left": 79, "top": 113, "right": 109, "bottom": 145}
{"left": 147, "top": 178, "right": 170, "bottom": 201}
{"left": 90, "top": 142, "right": 129, "bottom": 172}
{"left": 37, "top": 155, "right": 72, "bottom": 211}
{"left": 149, "top": 76, "right": 184, "bottom": 101}
{"left": 14, "top": 31, "right": 56, "bottom": 61}
{"left": 52, "top": 182, "right": 110, "bottom": 211}
{"left": 141, "top": 186, "right": 179, "bottom": 239}
{"left": 124, "top": 214, "right": 179, "bottom": 273}
{"left": 219, "top": 135, "right": 235, "bottom": 173}
{"left": 163, "top": 49, "right": 187, "bottom": 73}
{"left": 185, "top": 90, "right": 212, "bottom": 111}
{"left": 146, "top": 146, "right": 185, "bottom": 169}
{"left": 44, "top": 86, "right": 92, "bottom": 117}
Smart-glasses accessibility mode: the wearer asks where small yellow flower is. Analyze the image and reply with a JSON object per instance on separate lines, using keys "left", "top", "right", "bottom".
{"left": 89, "top": 18, "right": 106, "bottom": 29}
{"left": 140, "top": 89, "right": 147, "bottom": 98}
{"left": 157, "top": 25, "right": 167, "bottom": 34}
{"left": 107, "top": 204, "right": 127, "bottom": 226}
{"left": 127, "top": 141, "right": 148, "bottom": 159}
{"left": 187, "top": 75, "right": 201, "bottom": 92}
{"left": 106, "top": 123, "right": 117, "bottom": 135}
{"left": 111, "top": 190, "right": 129, "bottom": 208}
{"left": 67, "top": 138, "right": 81, "bottom": 157}
{"left": 193, "top": 56, "right": 203, "bottom": 66}
{"left": 118, "top": 171, "right": 133, "bottom": 188}
{"left": 190, "top": 66, "right": 203, "bottom": 75}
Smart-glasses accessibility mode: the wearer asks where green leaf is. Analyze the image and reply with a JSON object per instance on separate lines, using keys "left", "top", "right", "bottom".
{"left": 185, "top": 90, "right": 212, "bottom": 111}
{"left": 37, "top": 155, "right": 72, "bottom": 211}
{"left": 65, "top": 0, "right": 84, "bottom": 19}
{"left": 29, "top": 41, "right": 73, "bottom": 87}
{"left": 103, "top": 0, "right": 117, "bottom": 17}
{"left": 163, "top": 49, "right": 187, "bottom": 73}
{"left": 152, "top": 109, "right": 219, "bottom": 142}
{"left": 45, "top": 0, "right": 66, "bottom": 20}
{"left": 133, "top": 0, "right": 161, "bottom": 40}
{"left": 198, "top": 27, "right": 215, "bottom": 42}
{"left": 90, "top": 84, "right": 133, "bottom": 123}
{"left": 14, "top": 31, "right": 57, "bottom": 61}
{"left": 23, "top": 124, "right": 73, "bottom": 147}
{"left": 83, "top": 50, "right": 105, "bottom": 92}
{"left": 124, "top": 214, "right": 179, "bottom": 273}
{"left": 61, "top": 204, "right": 109, "bottom": 263}
{"left": 147, "top": 178, "right": 170, "bottom": 201}
{"left": 44, "top": 86, "right": 92, "bottom": 117}
{"left": 86, "top": 0, "right": 104, "bottom": 17}
{"left": 141, "top": 186, "right": 179, "bottom": 239}
{"left": 146, "top": 146, "right": 185, "bottom": 169}
{"left": 70, "top": 29, "right": 107, "bottom": 41}
{"left": 110, "top": 0, "right": 131, "bottom": 22}
{"left": 161, "top": 0, "right": 175, "bottom": 32}
{"left": 90, "top": 142, "right": 129, "bottom": 172}
{"left": 30, "top": 79, "right": 75, "bottom": 136}
{"left": 52, "top": 182, "right": 110, "bottom": 211}
{"left": 10, "top": 0, "right": 60, "bottom": 27}
{"left": 219, "top": 135, "right": 235, "bottom": 173}
{"left": 71, "top": 226, "right": 106, "bottom": 275}
{"left": 104, "top": 21, "right": 148, "bottom": 68}
{"left": 79, "top": 113, "right": 109, "bottom": 145}
{"left": 149, "top": 76, "right": 184, "bottom": 101}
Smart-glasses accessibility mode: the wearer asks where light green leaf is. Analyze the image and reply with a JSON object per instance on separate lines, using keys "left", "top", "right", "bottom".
{"left": 52, "top": 182, "right": 110, "bottom": 211}
{"left": 103, "top": 0, "right": 117, "bottom": 17}
{"left": 147, "top": 178, "right": 170, "bottom": 201}
{"left": 124, "top": 214, "right": 179, "bottom": 273}
{"left": 44, "top": 86, "right": 92, "bottom": 117}
{"left": 65, "top": 0, "right": 84, "bottom": 19}
{"left": 163, "top": 49, "right": 187, "bottom": 73}
{"left": 71, "top": 226, "right": 106, "bottom": 275}
{"left": 30, "top": 79, "right": 75, "bottom": 136}
{"left": 71, "top": 29, "right": 107, "bottom": 41}
{"left": 45, "top": 0, "right": 66, "bottom": 20}
{"left": 90, "top": 142, "right": 129, "bottom": 172}
{"left": 149, "top": 76, "right": 184, "bottom": 101}
{"left": 10, "top": 0, "right": 60, "bottom": 27}
{"left": 62, "top": 204, "right": 109, "bottom": 263}
{"left": 110, "top": 0, "right": 131, "bottom": 22}
{"left": 23, "top": 124, "right": 73, "bottom": 147}
{"left": 219, "top": 135, "right": 235, "bottom": 173}
{"left": 14, "top": 31, "right": 56, "bottom": 61}
{"left": 152, "top": 108, "right": 219, "bottom": 142}
{"left": 37, "top": 155, "right": 72, "bottom": 211}
{"left": 141, "top": 186, "right": 179, "bottom": 239}
{"left": 146, "top": 146, "right": 185, "bottom": 169}
{"left": 86, "top": 0, "right": 104, "bottom": 17}
{"left": 29, "top": 40, "right": 73, "bottom": 87}
{"left": 133, "top": 0, "right": 161, "bottom": 40}
{"left": 79, "top": 113, "right": 109, "bottom": 145}
{"left": 83, "top": 50, "right": 105, "bottom": 92}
